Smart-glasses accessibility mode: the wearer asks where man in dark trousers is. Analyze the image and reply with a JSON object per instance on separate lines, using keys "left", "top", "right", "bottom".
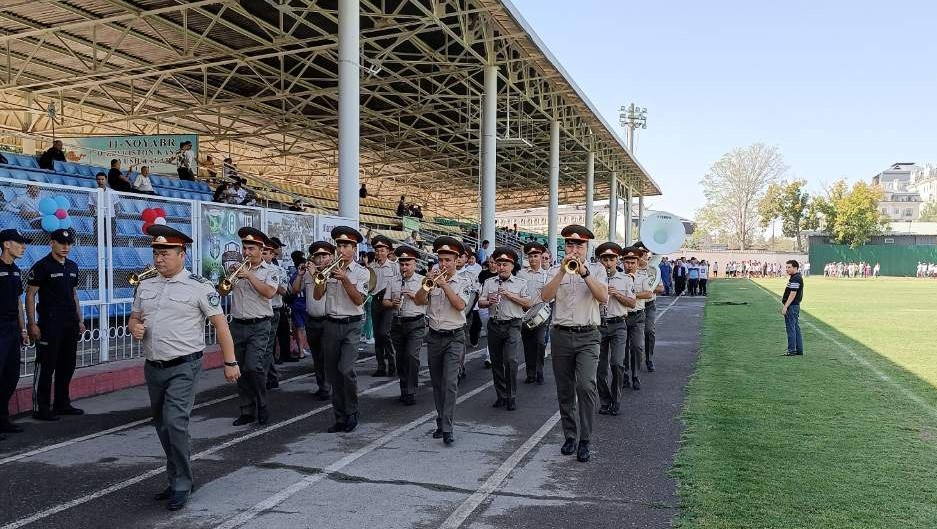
{"left": 26, "top": 228, "right": 86, "bottom": 420}
{"left": 0, "top": 229, "right": 31, "bottom": 437}
{"left": 781, "top": 260, "right": 804, "bottom": 356}
{"left": 369, "top": 235, "right": 399, "bottom": 377}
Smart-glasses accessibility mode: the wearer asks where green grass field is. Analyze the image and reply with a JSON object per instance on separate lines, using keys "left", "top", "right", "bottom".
{"left": 675, "top": 277, "right": 937, "bottom": 529}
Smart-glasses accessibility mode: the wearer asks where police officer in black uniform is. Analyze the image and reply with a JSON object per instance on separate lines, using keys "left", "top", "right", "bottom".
{"left": 25, "top": 228, "right": 85, "bottom": 421}
{"left": 0, "top": 229, "right": 31, "bottom": 437}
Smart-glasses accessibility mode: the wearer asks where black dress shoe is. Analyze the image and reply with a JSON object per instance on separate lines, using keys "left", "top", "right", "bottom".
{"left": 372, "top": 369, "right": 387, "bottom": 377}
{"left": 387, "top": 369, "right": 397, "bottom": 378}
{"left": 154, "top": 487, "right": 173, "bottom": 501}
{"left": 609, "top": 403, "right": 620, "bottom": 416}
{"left": 536, "top": 374, "right": 544, "bottom": 385}
{"left": 646, "top": 360, "right": 655, "bottom": 372}
{"left": 432, "top": 428, "right": 444, "bottom": 439}
{"left": 0, "top": 421, "right": 24, "bottom": 433}
{"left": 577, "top": 441, "right": 591, "bottom": 462}
{"left": 315, "top": 389, "right": 331, "bottom": 401}
{"left": 483, "top": 360, "right": 492, "bottom": 369}
{"left": 632, "top": 377, "right": 641, "bottom": 390}
{"left": 53, "top": 405, "right": 84, "bottom": 416}
{"left": 232, "top": 414, "right": 255, "bottom": 426}
{"left": 492, "top": 398, "right": 504, "bottom": 408}
{"left": 561, "top": 438, "right": 577, "bottom": 455}
{"left": 442, "top": 432, "right": 454, "bottom": 445}
{"left": 327, "top": 421, "right": 347, "bottom": 433}
{"left": 622, "top": 377, "right": 631, "bottom": 388}
{"left": 403, "top": 395, "right": 416, "bottom": 406}
{"left": 598, "top": 404, "right": 610, "bottom": 415}
{"left": 266, "top": 379, "right": 279, "bottom": 390}
{"left": 167, "top": 489, "right": 190, "bottom": 511}
{"left": 506, "top": 398, "right": 517, "bottom": 411}
{"left": 344, "top": 414, "right": 358, "bottom": 433}
{"left": 33, "top": 410, "right": 60, "bottom": 421}
{"left": 257, "top": 406, "right": 269, "bottom": 426}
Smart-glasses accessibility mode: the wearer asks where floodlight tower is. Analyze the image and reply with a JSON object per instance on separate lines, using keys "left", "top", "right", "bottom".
{"left": 618, "top": 103, "right": 647, "bottom": 241}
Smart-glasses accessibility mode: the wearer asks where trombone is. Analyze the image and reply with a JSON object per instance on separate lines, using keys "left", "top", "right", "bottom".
{"left": 218, "top": 259, "right": 249, "bottom": 296}
{"left": 129, "top": 265, "right": 158, "bottom": 286}
{"left": 421, "top": 269, "right": 450, "bottom": 292}
{"left": 563, "top": 257, "right": 582, "bottom": 275}
{"left": 314, "top": 257, "right": 347, "bottom": 285}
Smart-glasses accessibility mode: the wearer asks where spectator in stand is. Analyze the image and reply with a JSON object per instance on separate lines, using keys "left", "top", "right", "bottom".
{"left": 241, "top": 186, "right": 257, "bottom": 207}
{"left": 396, "top": 196, "right": 407, "bottom": 216}
{"left": 212, "top": 182, "right": 229, "bottom": 202}
{"left": 512, "top": 223, "right": 518, "bottom": 235}
{"left": 477, "top": 240, "right": 490, "bottom": 264}
{"left": 172, "top": 141, "right": 196, "bottom": 181}
{"left": 95, "top": 172, "right": 107, "bottom": 190}
{"left": 359, "top": 184, "right": 368, "bottom": 199}
{"left": 106, "top": 159, "right": 134, "bottom": 192}
{"left": 288, "top": 199, "right": 303, "bottom": 212}
{"left": 413, "top": 205, "right": 424, "bottom": 219}
{"left": 224, "top": 180, "right": 242, "bottom": 204}
{"left": 4, "top": 185, "right": 42, "bottom": 219}
{"left": 404, "top": 230, "right": 418, "bottom": 246}
{"left": 222, "top": 157, "right": 238, "bottom": 182}
{"left": 204, "top": 155, "right": 218, "bottom": 179}
{"left": 38, "top": 140, "right": 66, "bottom": 170}
{"left": 132, "top": 166, "right": 155, "bottom": 195}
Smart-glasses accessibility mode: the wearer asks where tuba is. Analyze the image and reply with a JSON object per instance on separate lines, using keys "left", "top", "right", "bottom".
{"left": 314, "top": 257, "right": 347, "bottom": 285}
{"left": 639, "top": 211, "right": 687, "bottom": 291}
{"left": 129, "top": 265, "right": 158, "bottom": 286}
{"left": 218, "top": 259, "right": 249, "bottom": 296}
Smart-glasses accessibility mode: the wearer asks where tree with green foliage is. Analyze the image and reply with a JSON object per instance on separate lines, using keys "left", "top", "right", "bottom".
{"left": 592, "top": 213, "right": 609, "bottom": 240}
{"left": 758, "top": 179, "right": 812, "bottom": 252}
{"left": 920, "top": 201, "right": 937, "bottom": 222}
{"left": 827, "top": 181, "right": 887, "bottom": 247}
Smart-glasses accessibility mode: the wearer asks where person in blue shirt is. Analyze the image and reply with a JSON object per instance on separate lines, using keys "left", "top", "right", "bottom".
{"left": 658, "top": 257, "right": 673, "bottom": 296}
{"left": 686, "top": 257, "right": 701, "bottom": 296}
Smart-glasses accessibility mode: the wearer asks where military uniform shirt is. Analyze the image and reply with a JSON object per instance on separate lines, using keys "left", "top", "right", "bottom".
{"left": 517, "top": 267, "right": 549, "bottom": 304}
{"left": 324, "top": 260, "right": 370, "bottom": 317}
{"left": 270, "top": 261, "right": 289, "bottom": 309}
{"left": 479, "top": 275, "right": 529, "bottom": 320}
{"left": 0, "top": 260, "right": 23, "bottom": 320}
{"left": 426, "top": 272, "right": 472, "bottom": 331}
{"left": 301, "top": 271, "right": 327, "bottom": 317}
{"left": 387, "top": 273, "right": 426, "bottom": 318}
{"left": 132, "top": 269, "right": 222, "bottom": 361}
{"left": 28, "top": 254, "right": 79, "bottom": 324}
{"left": 548, "top": 262, "right": 608, "bottom": 327}
{"left": 604, "top": 270, "right": 635, "bottom": 318}
{"left": 636, "top": 268, "right": 656, "bottom": 302}
{"left": 230, "top": 261, "right": 279, "bottom": 319}
{"left": 632, "top": 270, "right": 652, "bottom": 311}
{"left": 370, "top": 259, "right": 399, "bottom": 295}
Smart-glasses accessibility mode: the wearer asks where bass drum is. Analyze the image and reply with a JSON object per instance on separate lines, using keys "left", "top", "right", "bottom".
{"left": 522, "top": 302, "right": 552, "bottom": 330}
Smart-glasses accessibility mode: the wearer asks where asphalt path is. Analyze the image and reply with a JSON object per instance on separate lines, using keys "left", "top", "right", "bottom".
{"left": 0, "top": 295, "right": 703, "bottom": 529}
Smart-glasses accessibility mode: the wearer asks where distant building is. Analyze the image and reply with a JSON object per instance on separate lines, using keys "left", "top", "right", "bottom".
{"left": 871, "top": 162, "right": 937, "bottom": 221}
{"left": 495, "top": 202, "right": 692, "bottom": 240}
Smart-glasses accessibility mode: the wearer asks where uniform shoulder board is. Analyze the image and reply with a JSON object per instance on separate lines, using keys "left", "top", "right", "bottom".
{"left": 189, "top": 273, "right": 211, "bottom": 284}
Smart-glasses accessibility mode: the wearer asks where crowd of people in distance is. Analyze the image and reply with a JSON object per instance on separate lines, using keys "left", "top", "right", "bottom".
{"left": 719, "top": 260, "right": 809, "bottom": 278}
{"left": 823, "top": 262, "right": 881, "bottom": 279}
{"left": 916, "top": 262, "right": 937, "bottom": 278}
{"left": 395, "top": 195, "right": 424, "bottom": 218}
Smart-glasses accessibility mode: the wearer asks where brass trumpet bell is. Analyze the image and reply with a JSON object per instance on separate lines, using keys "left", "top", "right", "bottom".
{"left": 129, "top": 265, "right": 158, "bottom": 286}
{"left": 421, "top": 270, "right": 449, "bottom": 291}
{"left": 218, "top": 260, "right": 249, "bottom": 296}
{"left": 314, "top": 257, "right": 346, "bottom": 285}
{"left": 564, "top": 258, "right": 580, "bottom": 275}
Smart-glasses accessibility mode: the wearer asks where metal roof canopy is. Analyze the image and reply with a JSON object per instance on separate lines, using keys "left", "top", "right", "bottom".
{"left": 0, "top": 0, "right": 660, "bottom": 216}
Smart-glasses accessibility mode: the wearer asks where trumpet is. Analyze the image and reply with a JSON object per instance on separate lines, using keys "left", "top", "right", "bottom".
{"left": 564, "top": 257, "right": 582, "bottom": 275}
{"left": 129, "top": 265, "right": 158, "bottom": 286}
{"left": 314, "top": 257, "right": 347, "bottom": 285}
{"left": 218, "top": 260, "right": 249, "bottom": 296}
{"left": 421, "top": 269, "right": 450, "bottom": 291}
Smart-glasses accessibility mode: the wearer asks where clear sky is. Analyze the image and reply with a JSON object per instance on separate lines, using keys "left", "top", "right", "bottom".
{"left": 510, "top": 0, "right": 937, "bottom": 218}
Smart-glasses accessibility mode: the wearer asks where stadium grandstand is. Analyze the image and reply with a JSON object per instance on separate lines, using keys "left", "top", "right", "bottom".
{"left": 0, "top": 0, "right": 659, "bottom": 376}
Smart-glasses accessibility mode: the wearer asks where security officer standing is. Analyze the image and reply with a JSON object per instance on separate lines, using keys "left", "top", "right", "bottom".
{"left": 414, "top": 236, "right": 471, "bottom": 445}
{"left": 386, "top": 245, "right": 425, "bottom": 405}
{"left": 478, "top": 247, "right": 531, "bottom": 411}
{"left": 518, "top": 241, "right": 549, "bottom": 384}
{"left": 0, "top": 229, "right": 30, "bottom": 438}
{"left": 621, "top": 247, "right": 651, "bottom": 390}
{"left": 314, "top": 226, "right": 370, "bottom": 434}
{"left": 292, "top": 241, "right": 334, "bottom": 400}
{"left": 261, "top": 240, "right": 289, "bottom": 390}
{"left": 228, "top": 227, "right": 279, "bottom": 427}
{"left": 635, "top": 242, "right": 664, "bottom": 372}
{"left": 595, "top": 242, "right": 635, "bottom": 416}
{"left": 539, "top": 225, "right": 607, "bottom": 463}
{"left": 370, "top": 235, "right": 399, "bottom": 377}
{"left": 25, "top": 228, "right": 85, "bottom": 420}
{"left": 128, "top": 225, "right": 240, "bottom": 511}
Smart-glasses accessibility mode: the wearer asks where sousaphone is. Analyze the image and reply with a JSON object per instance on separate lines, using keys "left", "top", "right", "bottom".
{"left": 639, "top": 211, "right": 687, "bottom": 291}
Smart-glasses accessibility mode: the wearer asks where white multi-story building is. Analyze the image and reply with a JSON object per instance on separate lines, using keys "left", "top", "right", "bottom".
{"left": 871, "top": 162, "right": 937, "bottom": 221}
{"left": 495, "top": 202, "right": 691, "bottom": 242}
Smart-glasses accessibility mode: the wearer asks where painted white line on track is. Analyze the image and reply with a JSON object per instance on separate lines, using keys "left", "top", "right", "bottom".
{"left": 1, "top": 349, "right": 488, "bottom": 529}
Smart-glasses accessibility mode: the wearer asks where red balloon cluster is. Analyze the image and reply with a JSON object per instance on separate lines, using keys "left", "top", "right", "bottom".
{"left": 141, "top": 207, "right": 168, "bottom": 234}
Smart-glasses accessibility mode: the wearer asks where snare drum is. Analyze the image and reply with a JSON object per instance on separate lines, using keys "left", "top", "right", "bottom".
{"left": 522, "top": 302, "right": 552, "bottom": 330}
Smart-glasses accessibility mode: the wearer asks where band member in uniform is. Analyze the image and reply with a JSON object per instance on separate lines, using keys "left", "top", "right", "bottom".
{"left": 518, "top": 241, "right": 549, "bottom": 384}
{"left": 128, "top": 225, "right": 240, "bottom": 511}
{"left": 262, "top": 240, "right": 288, "bottom": 390}
{"left": 595, "top": 243, "right": 636, "bottom": 416}
{"left": 478, "top": 247, "right": 531, "bottom": 411}
{"left": 314, "top": 226, "right": 370, "bottom": 433}
{"left": 370, "top": 235, "right": 399, "bottom": 377}
{"left": 25, "top": 228, "right": 85, "bottom": 421}
{"left": 539, "top": 225, "right": 607, "bottom": 462}
{"left": 0, "top": 229, "right": 30, "bottom": 437}
{"left": 415, "top": 236, "right": 471, "bottom": 445}
{"left": 229, "top": 227, "right": 279, "bottom": 426}
{"left": 634, "top": 242, "right": 664, "bottom": 371}
{"left": 292, "top": 241, "right": 334, "bottom": 400}
{"left": 386, "top": 245, "right": 425, "bottom": 405}
{"left": 621, "top": 247, "right": 650, "bottom": 390}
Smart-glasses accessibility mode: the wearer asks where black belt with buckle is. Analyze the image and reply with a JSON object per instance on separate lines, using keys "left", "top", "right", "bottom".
{"left": 146, "top": 351, "right": 203, "bottom": 369}
{"left": 490, "top": 318, "right": 521, "bottom": 326}
{"left": 232, "top": 316, "right": 271, "bottom": 324}
{"left": 429, "top": 327, "right": 461, "bottom": 337}
{"left": 605, "top": 316, "right": 625, "bottom": 324}
{"left": 326, "top": 315, "right": 363, "bottom": 324}
{"left": 396, "top": 315, "right": 425, "bottom": 323}
{"left": 553, "top": 324, "right": 597, "bottom": 333}
{"left": 306, "top": 315, "right": 326, "bottom": 322}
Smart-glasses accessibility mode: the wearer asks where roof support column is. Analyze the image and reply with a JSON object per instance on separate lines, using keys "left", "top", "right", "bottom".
{"left": 584, "top": 151, "right": 594, "bottom": 234}
{"left": 337, "top": 0, "right": 359, "bottom": 220}
{"left": 547, "top": 119, "right": 560, "bottom": 260}
{"left": 624, "top": 186, "right": 633, "bottom": 246}
{"left": 637, "top": 193, "right": 645, "bottom": 240}
{"left": 608, "top": 171, "right": 618, "bottom": 243}
{"left": 480, "top": 64, "right": 498, "bottom": 249}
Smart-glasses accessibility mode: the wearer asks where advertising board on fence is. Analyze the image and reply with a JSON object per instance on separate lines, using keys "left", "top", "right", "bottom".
{"left": 199, "top": 203, "right": 262, "bottom": 283}
{"left": 316, "top": 214, "right": 359, "bottom": 243}
{"left": 69, "top": 134, "right": 198, "bottom": 176}
{"left": 266, "top": 211, "right": 317, "bottom": 258}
